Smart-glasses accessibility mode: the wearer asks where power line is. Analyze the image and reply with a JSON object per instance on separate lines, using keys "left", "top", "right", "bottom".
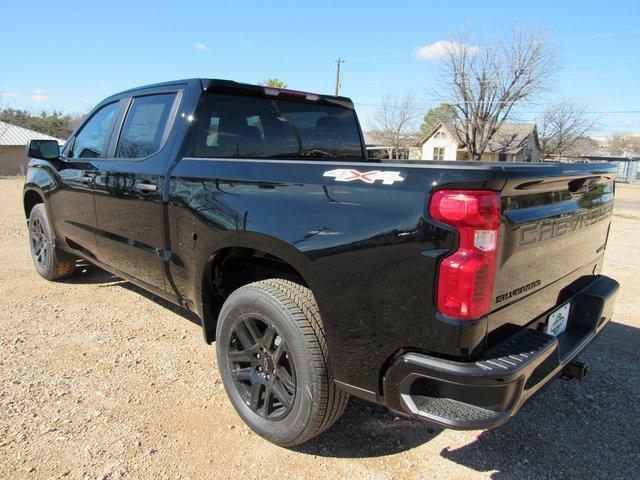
{"left": 352, "top": 102, "right": 640, "bottom": 115}
{"left": 559, "top": 29, "right": 640, "bottom": 42}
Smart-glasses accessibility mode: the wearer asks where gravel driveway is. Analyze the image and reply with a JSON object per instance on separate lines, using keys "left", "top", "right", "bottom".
{"left": 1, "top": 178, "right": 639, "bottom": 479}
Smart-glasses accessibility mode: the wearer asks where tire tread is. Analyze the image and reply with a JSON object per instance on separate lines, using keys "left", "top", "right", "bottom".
{"left": 242, "top": 279, "right": 349, "bottom": 445}
{"left": 29, "top": 204, "right": 76, "bottom": 280}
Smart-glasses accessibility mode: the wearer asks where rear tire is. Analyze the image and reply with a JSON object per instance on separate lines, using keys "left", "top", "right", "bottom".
{"left": 216, "top": 279, "right": 349, "bottom": 446}
{"left": 28, "top": 204, "right": 76, "bottom": 280}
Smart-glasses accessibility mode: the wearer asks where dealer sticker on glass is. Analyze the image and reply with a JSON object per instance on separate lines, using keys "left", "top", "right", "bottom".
{"left": 546, "top": 303, "right": 571, "bottom": 337}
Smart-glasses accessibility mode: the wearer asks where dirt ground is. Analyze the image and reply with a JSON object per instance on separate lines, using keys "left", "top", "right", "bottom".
{"left": 615, "top": 183, "right": 640, "bottom": 214}
{"left": 1, "top": 177, "right": 639, "bottom": 480}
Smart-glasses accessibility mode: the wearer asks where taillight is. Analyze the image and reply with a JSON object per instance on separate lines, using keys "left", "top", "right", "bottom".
{"left": 429, "top": 190, "right": 501, "bottom": 320}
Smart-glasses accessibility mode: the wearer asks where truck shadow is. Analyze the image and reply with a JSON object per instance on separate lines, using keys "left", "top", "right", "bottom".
{"left": 61, "top": 263, "right": 201, "bottom": 326}
{"left": 297, "top": 321, "right": 639, "bottom": 477}
{"left": 63, "top": 264, "right": 445, "bottom": 457}
{"left": 293, "top": 398, "right": 444, "bottom": 457}
{"left": 438, "top": 321, "right": 639, "bottom": 478}
{"left": 60, "top": 265, "right": 639, "bottom": 474}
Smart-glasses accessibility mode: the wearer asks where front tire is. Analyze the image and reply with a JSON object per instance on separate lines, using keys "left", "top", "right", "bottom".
{"left": 216, "top": 279, "right": 349, "bottom": 446}
{"left": 28, "top": 204, "right": 76, "bottom": 280}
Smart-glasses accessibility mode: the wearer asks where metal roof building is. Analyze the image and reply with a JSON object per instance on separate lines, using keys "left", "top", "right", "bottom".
{"left": 0, "top": 121, "right": 64, "bottom": 175}
{"left": 0, "top": 121, "right": 64, "bottom": 146}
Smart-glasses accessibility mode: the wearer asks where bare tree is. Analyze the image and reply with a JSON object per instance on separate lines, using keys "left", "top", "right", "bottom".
{"left": 438, "top": 26, "right": 556, "bottom": 160}
{"left": 608, "top": 133, "right": 640, "bottom": 157}
{"left": 539, "top": 100, "right": 598, "bottom": 159}
{"left": 370, "top": 92, "right": 422, "bottom": 150}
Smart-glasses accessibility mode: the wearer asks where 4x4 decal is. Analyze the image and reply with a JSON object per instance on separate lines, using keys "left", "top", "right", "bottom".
{"left": 323, "top": 169, "right": 405, "bottom": 185}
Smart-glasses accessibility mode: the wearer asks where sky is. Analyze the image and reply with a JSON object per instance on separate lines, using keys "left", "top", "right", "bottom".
{"left": 1, "top": 0, "right": 639, "bottom": 135}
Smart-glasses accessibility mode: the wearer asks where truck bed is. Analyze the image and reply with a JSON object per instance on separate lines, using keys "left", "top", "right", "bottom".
{"left": 167, "top": 156, "right": 617, "bottom": 397}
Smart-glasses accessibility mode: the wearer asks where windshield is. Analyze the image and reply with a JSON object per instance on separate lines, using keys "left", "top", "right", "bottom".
{"left": 187, "top": 93, "right": 364, "bottom": 159}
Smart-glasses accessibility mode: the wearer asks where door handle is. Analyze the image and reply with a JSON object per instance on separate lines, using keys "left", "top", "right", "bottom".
{"left": 134, "top": 181, "right": 157, "bottom": 193}
{"left": 77, "top": 175, "right": 94, "bottom": 184}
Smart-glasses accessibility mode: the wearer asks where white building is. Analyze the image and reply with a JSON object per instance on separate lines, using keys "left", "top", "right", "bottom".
{"left": 418, "top": 122, "right": 541, "bottom": 162}
{"left": 0, "top": 121, "right": 64, "bottom": 175}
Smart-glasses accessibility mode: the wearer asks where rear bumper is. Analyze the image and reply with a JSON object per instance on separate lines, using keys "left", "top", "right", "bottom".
{"left": 383, "top": 275, "right": 619, "bottom": 430}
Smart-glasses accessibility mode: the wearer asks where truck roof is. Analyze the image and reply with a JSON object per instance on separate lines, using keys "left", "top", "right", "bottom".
{"left": 106, "top": 78, "right": 355, "bottom": 108}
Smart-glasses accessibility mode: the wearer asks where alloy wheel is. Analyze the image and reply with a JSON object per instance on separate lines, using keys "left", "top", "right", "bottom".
{"left": 30, "top": 218, "right": 49, "bottom": 269}
{"left": 227, "top": 315, "right": 296, "bottom": 421}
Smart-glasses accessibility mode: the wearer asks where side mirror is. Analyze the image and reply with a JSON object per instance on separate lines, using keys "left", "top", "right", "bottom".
{"left": 27, "top": 139, "right": 60, "bottom": 160}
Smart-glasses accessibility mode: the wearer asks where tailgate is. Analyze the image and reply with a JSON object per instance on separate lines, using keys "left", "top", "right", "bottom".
{"left": 490, "top": 165, "right": 616, "bottom": 325}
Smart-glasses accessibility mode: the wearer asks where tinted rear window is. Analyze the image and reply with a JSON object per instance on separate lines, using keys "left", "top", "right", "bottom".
{"left": 187, "top": 93, "right": 364, "bottom": 159}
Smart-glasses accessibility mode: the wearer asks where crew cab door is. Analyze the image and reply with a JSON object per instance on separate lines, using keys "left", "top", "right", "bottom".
{"left": 49, "top": 101, "right": 121, "bottom": 256}
{"left": 92, "top": 90, "right": 181, "bottom": 290}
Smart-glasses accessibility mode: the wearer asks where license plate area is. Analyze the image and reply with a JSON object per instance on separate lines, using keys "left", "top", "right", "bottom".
{"left": 545, "top": 302, "right": 571, "bottom": 337}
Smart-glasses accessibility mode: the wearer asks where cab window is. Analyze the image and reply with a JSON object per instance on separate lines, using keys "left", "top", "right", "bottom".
{"left": 116, "top": 94, "right": 176, "bottom": 158}
{"left": 69, "top": 102, "right": 119, "bottom": 158}
{"left": 188, "top": 93, "right": 364, "bottom": 159}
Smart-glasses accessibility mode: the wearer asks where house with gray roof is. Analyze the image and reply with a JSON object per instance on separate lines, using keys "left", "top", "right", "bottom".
{"left": 418, "top": 122, "right": 541, "bottom": 162}
{"left": 0, "top": 121, "right": 64, "bottom": 175}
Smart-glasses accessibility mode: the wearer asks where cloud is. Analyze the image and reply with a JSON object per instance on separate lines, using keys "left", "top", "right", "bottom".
{"left": 414, "top": 40, "right": 479, "bottom": 60}
{"left": 2, "top": 92, "right": 20, "bottom": 98}
{"left": 195, "top": 42, "right": 208, "bottom": 51}
{"left": 576, "top": 71, "right": 595, "bottom": 78}
{"left": 31, "top": 89, "right": 49, "bottom": 101}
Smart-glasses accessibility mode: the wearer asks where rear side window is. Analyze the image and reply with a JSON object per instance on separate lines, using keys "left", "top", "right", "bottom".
{"left": 70, "top": 102, "right": 119, "bottom": 158}
{"left": 116, "top": 94, "right": 176, "bottom": 158}
{"left": 187, "top": 93, "right": 364, "bottom": 159}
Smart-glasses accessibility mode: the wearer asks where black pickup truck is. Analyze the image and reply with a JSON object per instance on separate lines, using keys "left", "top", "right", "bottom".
{"left": 23, "top": 79, "right": 619, "bottom": 446}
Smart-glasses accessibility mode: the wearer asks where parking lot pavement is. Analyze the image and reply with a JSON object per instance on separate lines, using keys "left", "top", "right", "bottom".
{"left": 1, "top": 177, "right": 638, "bottom": 479}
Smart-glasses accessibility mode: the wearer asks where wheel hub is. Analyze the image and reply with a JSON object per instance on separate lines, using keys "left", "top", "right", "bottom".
{"left": 257, "top": 350, "right": 274, "bottom": 374}
{"left": 227, "top": 315, "right": 296, "bottom": 421}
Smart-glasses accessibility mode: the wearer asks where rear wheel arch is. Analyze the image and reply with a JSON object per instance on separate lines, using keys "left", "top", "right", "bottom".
{"left": 197, "top": 237, "right": 316, "bottom": 343}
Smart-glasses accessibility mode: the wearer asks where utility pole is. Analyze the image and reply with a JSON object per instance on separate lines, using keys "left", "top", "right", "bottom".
{"left": 334, "top": 58, "right": 344, "bottom": 96}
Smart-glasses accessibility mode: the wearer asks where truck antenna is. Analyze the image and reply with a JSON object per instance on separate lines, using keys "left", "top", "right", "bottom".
{"left": 334, "top": 58, "right": 344, "bottom": 96}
